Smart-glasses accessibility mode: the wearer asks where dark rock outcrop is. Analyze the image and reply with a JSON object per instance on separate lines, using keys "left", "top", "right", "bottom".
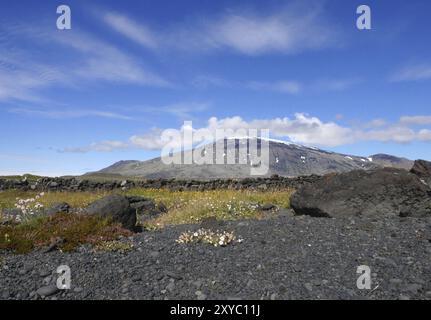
{"left": 291, "top": 168, "right": 431, "bottom": 218}
{"left": 126, "top": 196, "right": 164, "bottom": 223}
{"left": 85, "top": 194, "right": 136, "bottom": 231}
{"left": 44, "top": 202, "right": 70, "bottom": 216}
{"left": 0, "top": 175, "right": 320, "bottom": 192}
{"left": 410, "top": 159, "right": 431, "bottom": 186}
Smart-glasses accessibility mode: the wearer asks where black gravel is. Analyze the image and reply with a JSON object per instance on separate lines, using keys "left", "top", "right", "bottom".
{"left": 1, "top": 212, "right": 431, "bottom": 300}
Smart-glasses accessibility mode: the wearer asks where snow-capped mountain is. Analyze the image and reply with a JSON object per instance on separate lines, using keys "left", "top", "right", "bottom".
{"left": 88, "top": 138, "right": 413, "bottom": 179}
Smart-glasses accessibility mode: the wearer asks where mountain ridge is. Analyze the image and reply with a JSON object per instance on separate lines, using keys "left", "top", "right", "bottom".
{"left": 87, "top": 139, "right": 414, "bottom": 179}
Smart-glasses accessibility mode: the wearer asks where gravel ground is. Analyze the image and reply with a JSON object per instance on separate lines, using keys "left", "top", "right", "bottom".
{"left": 1, "top": 212, "right": 431, "bottom": 300}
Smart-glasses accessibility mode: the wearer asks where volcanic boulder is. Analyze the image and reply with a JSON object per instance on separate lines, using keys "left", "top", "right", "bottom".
{"left": 85, "top": 194, "right": 136, "bottom": 231}
{"left": 410, "top": 159, "right": 431, "bottom": 186}
{"left": 290, "top": 168, "right": 431, "bottom": 218}
{"left": 126, "top": 196, "right": 165, "bottom": 223}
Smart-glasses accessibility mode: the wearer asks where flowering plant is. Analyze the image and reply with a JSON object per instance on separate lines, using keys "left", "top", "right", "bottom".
{"left": 3, "top": 192, "right": 45, "bottom": 223}
{"left": 176, "top": 228, "right": 242, "bottom": 247}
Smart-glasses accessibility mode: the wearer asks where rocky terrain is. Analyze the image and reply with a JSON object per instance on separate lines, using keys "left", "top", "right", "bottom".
{"left": 1, "top": 160, "right": 430, "bottom": 300}
{"left": 0, "top": 174, "right": 320, "bottom": 192}
{"left": 90, "top": 138, "right": 413, "bottom": 179}
{"left": 1, "top": 212, "right": 430, "bottom": 300}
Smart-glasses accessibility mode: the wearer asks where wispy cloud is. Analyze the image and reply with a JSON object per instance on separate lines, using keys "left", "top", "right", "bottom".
{"left": 62, "top": 140, "right": 130, "bottom": 153}
{"left": 246, "top": 81, "right": 302, "bottom": 94}
{"left": 102, "top": 12, "right": 158, "bottom": 49}
{"left": 101, "top": 3, "right": 338, "bottom": 56}
{"left": 0, "top": 23, "right": 171, "bottom": 104}
{"left": 391, "top": 64, "right": 431, "bottom": 82}
{"left": 0, "top": 53, "right": 68, "bottom": 102}
{"left": 191, "top": 75, "right": 359, "bottom": 94}
{"left": 50, "top": 30, "right": 170, "bottom": 87}
{"left": 311, "top": 78, "right": 362, "bottom": 92}
{"left": 400, "top": 115, "right": 431, "bottom": 125}
{"left": 8, "top": 107, "right": 134, "bottom": 120}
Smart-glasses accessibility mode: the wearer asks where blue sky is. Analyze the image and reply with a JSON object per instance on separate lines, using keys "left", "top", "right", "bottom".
{"left": 1, "top": 0, "right": 431, "bottom": 176}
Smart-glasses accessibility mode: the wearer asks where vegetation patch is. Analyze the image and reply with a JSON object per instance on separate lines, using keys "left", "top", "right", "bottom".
{"left": 0, "top": 213, "right": 132, "bottom": 254}
{"left": 127, "top": 188, "right": 293, "bottom": 228}
{"left": 1, "top": 188, "right": 293, "bottom": 229}
{"left": 0, "top": 189, "right": 108, "bottom": 214}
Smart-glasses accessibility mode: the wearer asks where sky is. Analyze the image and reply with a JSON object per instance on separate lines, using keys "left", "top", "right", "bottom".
{"left": 1, "top": 0, "right": 431, "bottom": 176}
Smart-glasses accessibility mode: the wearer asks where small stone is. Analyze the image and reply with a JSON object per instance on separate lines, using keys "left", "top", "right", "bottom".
{"left": 261, "top": 203, "right": 276, "bottom": 211}
{"left": 270, "top": 293, "right": 277, "bottom": 300}
{"left": 43, "top": 276, "right": 53, "bottom": 285}
{"left": 304, "top": 283, "right": 313, "bottom": 292}
{"left": 166, "top": 271, "right": 182, "bottom": 280}
{"left": 150, "top": 251, "right": 160, "bottom": 258}
{"left": 166, "top": 282, "right": 175, "bottom": 293}
{"left": 389, "top": 278, "right": 402, "bottom": 285}
{"left": 36, "top": 285, "right": 59, "bottom": 297}
{"left": 404, "top": 283, "right": 422, "bottom": 294}
{"left": 132, "top": 275, "right": 142, "bottom": 282}
{"left": 73, "top": 287, "right": 83, "bottom": 293}
{"left": 195, "top": 290, "right": 207, "bottom": 300}
{"left": 1, "top": 291, "right": 10, "bottom": 299}
{"left": 39, "top": 270, "right": 52, "bottom": 278}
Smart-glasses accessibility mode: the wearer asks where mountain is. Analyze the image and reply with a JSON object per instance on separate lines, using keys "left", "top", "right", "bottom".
{"left": 368, "top": 153, "right": 414, "bottom": 170}
{"left": 88, "top": 138, "right": 413, "bottom": 179}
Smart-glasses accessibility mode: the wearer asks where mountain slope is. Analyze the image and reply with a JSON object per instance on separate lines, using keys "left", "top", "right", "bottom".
{"left": 88, "top": 139, "right": 412, "bottom": 179}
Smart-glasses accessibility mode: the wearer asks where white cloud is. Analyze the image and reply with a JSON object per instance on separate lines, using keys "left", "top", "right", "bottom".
{"left": 63, "top": 113, "right": 431, "bottom": 153}
{"left": 142, "top": 102, "right": 210, "bottom": 119}
{"left": 191, "top": 75, "right": 359, "bottom": 94}
{"left": 202, "top": 8, "right": 334, "bottom": 55}
{"left": 400, "top": 115, "right": 431, "bottom": 125}
{"left": 311, "top": 78, "right": 361, "bottom": 92}
{"left": 62, "top": 140, "right": 130, "bottom": 153}
{"left": 102, "top": 4, "right": 337, "bottom": 56}
{"left": 418, "top": 129, "right": 431, "bottom": 141}
{"left": 129, "top": 129, "right": 167, "bottom": 151}
{"left": 246, "top": 81, "right": 301, "bottom": 94}
{"left": 52, "top": 31, "right": 169, "bottom": 87}
{"left": 8, "top": 107, "right": 134, "bottom": 120}
{"left": 0, "top": 24, "right": 170, "bottom": 104}
{"left": 103, "top": 12, "right": 158, "bottom": 49}
{"left": 0, "top": 57, "right": 67, "bottom": 102}
{"left": 391, "top": 64, "right": 431, "bottom": 82}
{"left": 358, "top": 126, "right": 418, "bottom": 144}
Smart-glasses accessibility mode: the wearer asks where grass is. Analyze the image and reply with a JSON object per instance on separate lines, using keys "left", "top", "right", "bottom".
{"left": 0, "top": 188, "right": 293, "bottom": 253}
{"left": 0, "top": 189, "right": 110, "bottom": 213}
{"left": 0, "top": 213, "right": 132, "bottom": 254}
{"left": 125, "top": 188, "right": 293, "bottom": 228}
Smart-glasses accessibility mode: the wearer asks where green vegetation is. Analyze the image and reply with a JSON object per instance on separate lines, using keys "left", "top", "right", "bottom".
{"left": 126, "top": 188, "right": 293, "bottom": 228}
{"left": 0, "top": 189, "right": 109, "bottom": 213}
{"left": 0, "top": 213, "right": 131, "bottom": 254}
{"left": 0, "top": 188, "right": 293, "bottom": 253}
